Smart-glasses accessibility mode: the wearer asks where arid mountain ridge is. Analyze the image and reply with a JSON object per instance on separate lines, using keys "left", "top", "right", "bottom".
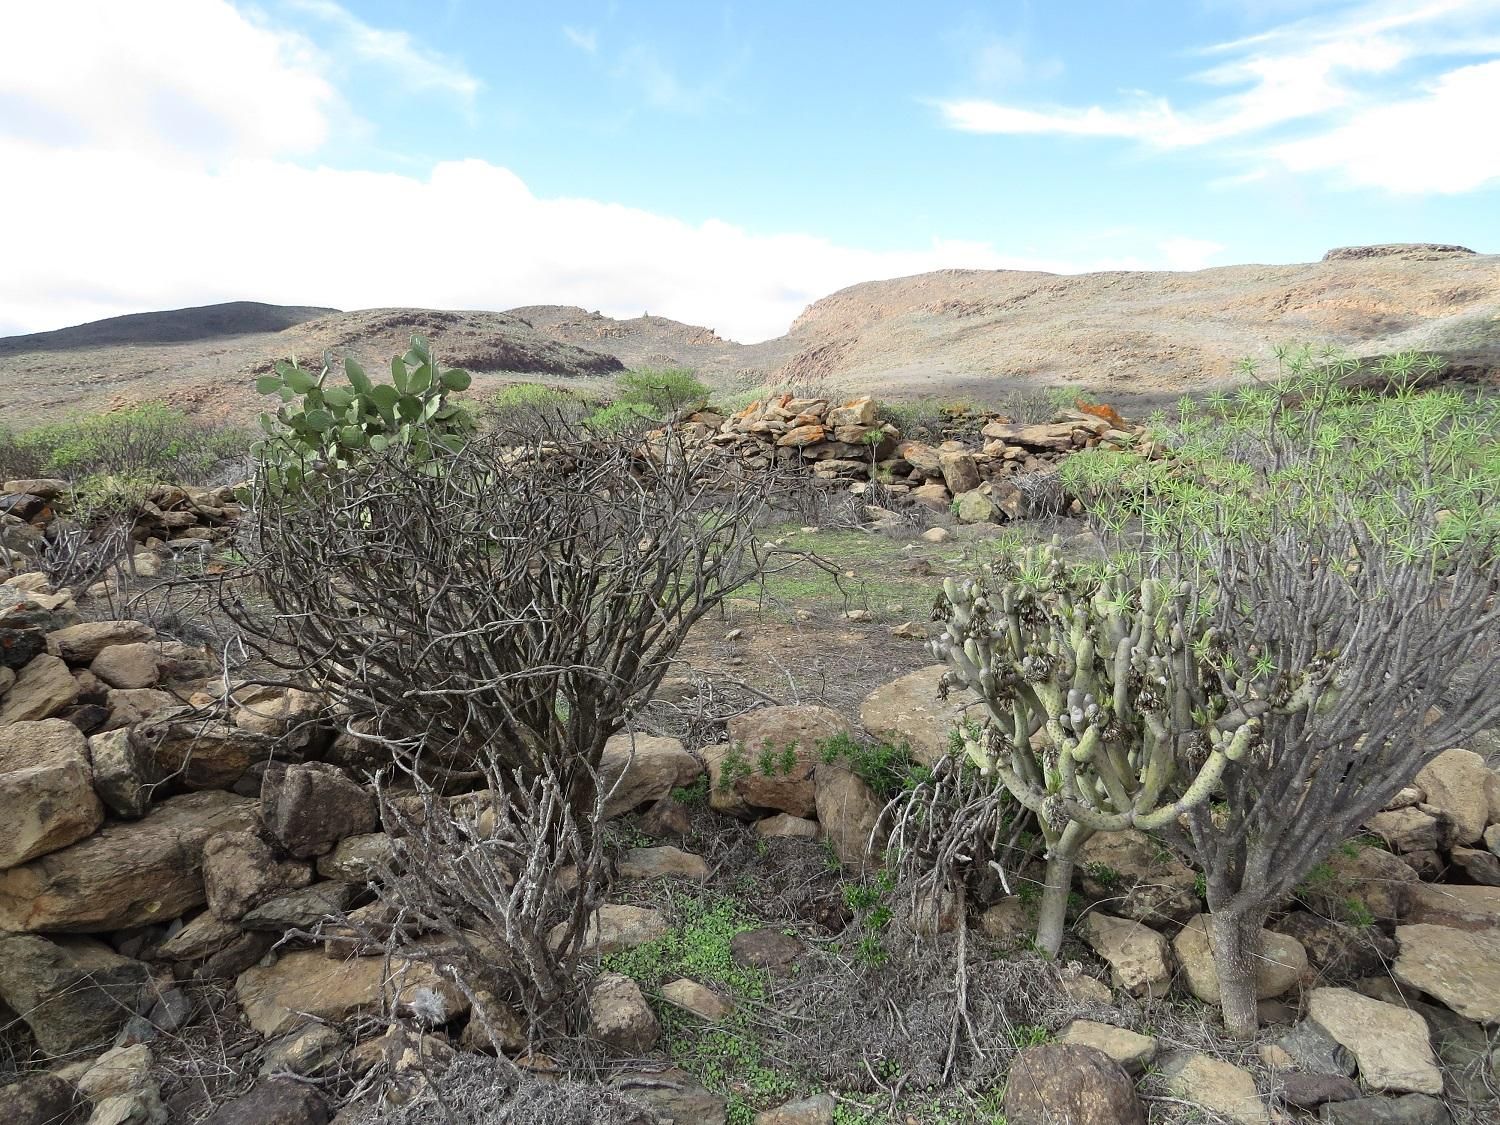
{"left": 1, "top": 243, "right": 1495, "bottom": 424}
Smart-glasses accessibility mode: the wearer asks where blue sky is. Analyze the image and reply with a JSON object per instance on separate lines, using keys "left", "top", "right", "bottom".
{"left": 3, "top": 0, "right": 1498, "bottom": 341}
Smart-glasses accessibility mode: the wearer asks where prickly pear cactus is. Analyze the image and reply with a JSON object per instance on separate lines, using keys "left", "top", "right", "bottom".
{"left": 252, "top": 333, "right": 474, "bottom": 493}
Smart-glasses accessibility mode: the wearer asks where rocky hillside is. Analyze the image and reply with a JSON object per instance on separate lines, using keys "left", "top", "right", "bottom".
{"left": 0, "top": 306, "right": 625, "bottom": 426}
{"left": 772, "top": 244, "right": 1500, "bottom": 405}
{"left": 1, "top": 244, "right": 1495, "bottom": 425}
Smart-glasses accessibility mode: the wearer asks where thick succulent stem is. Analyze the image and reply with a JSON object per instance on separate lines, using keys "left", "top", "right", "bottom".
{"left": 1035, "top": 820, "right": 1091, "bottom": 956}
{"left": 1208, "top": 907, "right": 1265, "bottom": 1040}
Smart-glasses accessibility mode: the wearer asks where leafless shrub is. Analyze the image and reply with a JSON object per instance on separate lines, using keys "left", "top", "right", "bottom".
{"left": 220, "top": 421, "right": 791, "bottom": 792}
{"left": 344, "top": 748, "right": 612, "bottom": 1040}
{"left": 1010, "top": 467, "right": 1066, "bottom": 519}
{"left": 36, "top": 514, "right": 134, "bottom": 593}
{"left": 1157, "top": 501, "right": 1500, "bottom": 1035}
{"left": 348, "top": 1053, "right": 660, "bottom": 1125}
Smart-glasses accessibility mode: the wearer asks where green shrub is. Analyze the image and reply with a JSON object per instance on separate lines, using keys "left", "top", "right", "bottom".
{"left": 583, "top": 400, "right": 657, "bottom": 433}
{"left": 0, "top": 404, "right": 248, "bottom": 484}
{"left": 615, "top": 367, "right": 708, "bottom": 413}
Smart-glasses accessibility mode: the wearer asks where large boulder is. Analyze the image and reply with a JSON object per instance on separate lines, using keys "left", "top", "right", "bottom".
{"left": 0, "top": 718, "right": 103, "bottom": 867}
{"left": 1307, "top": 987, "right": 1442, "bottom": 1095}
{"left": 598, "top": 732, "right": 702, "bottom": 818}
{"left": 813, "top": 761, "right": 884, "bottom": 870}
{"left": 1003, "top": 1043, "right": 1145, "bottom": 1125}
{"left": 0, "top": 654, "right": 79, "bottom": 723}
{"left": 0, "top": 933, "right": 150, "bottom": 1054}
{"left": 202, "top": 830, "right": 314, "bottom": 922}
{"left": 1413, "top": 748, "right": 1492, "bottom": 845}
{"left": 1081, "top": 912, "right": 1173, "bottom": 998}
{"left": 859, "top": 665, "right": 978, "bottom": 767}
{"left": 1392, "top": 923, "right": 1500, "bottom": 1023}
{"left": 1173, "top": 914, "right": 1307, "bottom": 1004}
{"left": 724, "top": 705, "right": 852, "bottom": 816}
{"left": 0, "top": 791, "right": 257, "bottom": 932}
{"left": 48, "top": 620, "right": 154, "bottom": 664}
{"left": 1077, "top": 830, "right": 1200, "bottom": 925}
{"left": 136, "top": 711, "right": 279, "bottom": 791}
{"left": 261, "top": 762, "right": 377, "bottom": 858}
{"left": 235, "top": 948, "right": 469, "bottom": 1037}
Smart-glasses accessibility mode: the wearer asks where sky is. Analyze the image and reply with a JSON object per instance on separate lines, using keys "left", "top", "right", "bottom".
{"left": 2, "top": 0, "right": 1498, "bottom": 343}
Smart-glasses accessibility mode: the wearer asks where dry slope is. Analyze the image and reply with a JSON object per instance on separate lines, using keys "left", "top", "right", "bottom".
{"left": 772, "top": 243, "right": 1500, "bottom": 404}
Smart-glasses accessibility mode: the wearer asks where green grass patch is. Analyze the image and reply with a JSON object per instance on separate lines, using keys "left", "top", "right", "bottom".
{"left": 604, "top": 894, "right": 800, "bottom": 1123}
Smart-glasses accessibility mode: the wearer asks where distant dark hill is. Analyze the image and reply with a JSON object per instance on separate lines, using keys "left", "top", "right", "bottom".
{"left": 0, "top": 301, "right": 337, "bottom": 354}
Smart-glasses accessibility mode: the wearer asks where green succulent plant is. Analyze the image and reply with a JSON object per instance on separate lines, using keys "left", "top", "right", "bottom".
{"left": 932, "top": 541, "right": 1265, "bottom": 955}
{"left": 252, "top": 333, "right": 474, "bottom": 493}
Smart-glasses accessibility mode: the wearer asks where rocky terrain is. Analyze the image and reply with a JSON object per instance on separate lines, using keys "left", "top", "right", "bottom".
{"left": 1, "top": 383, "right": 1498, "bottom": 1124}
{"left": 2, "top": 244, "right": 1495, "bottom": 426}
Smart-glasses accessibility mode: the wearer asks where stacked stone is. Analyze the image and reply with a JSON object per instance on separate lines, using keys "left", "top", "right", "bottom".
{"left": 664, "top": 393, "right": 1151, "bottom": 524}
{"left": 0, "top": 478, "right": 242, "bottom": 581}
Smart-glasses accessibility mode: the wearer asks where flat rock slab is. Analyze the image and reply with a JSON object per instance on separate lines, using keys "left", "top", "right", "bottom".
{"left": 1308, "top": 987, "right": 1442, "bottom": 1095}
{"left": 1058, "top": 1021, "right": 1157, "bottom": 1073}
{"left": 235, "top": 948, "right": 468, "bottom": 1037}
{"left": 859, "top": 665, "right": 978, "bottom": 767}
{"left": 1393, "top": 923, "right": 1500, "bottom": 1024}
{"left": 1404, "top": 882, "right": 1500, "bottom": 931}
{"left": 0, "top": 791, "right": 257, "bottom": 932}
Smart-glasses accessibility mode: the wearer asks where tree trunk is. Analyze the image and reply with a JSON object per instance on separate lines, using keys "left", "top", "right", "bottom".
{"left": 1208, "top": 908, "right": 1263, "bottom": 1040}
{"left": 1035, "top": 821, "right": 1091, "bottom": 956}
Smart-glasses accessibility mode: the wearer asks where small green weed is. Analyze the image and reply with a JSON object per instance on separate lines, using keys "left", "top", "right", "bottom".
{"left": 817, "top": 732, "right": 930, "bottom": 799}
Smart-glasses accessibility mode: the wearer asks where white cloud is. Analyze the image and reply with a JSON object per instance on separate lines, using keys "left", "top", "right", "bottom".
{"left": 1271, "top": 58, "right": 1500, "bottom": 191}
{"left": 0, "top": 0, "right": 337, "bottom": 162}
{"left": 563, "top": 25, "right": 599, "bottom": 53}
{"left": 284, "top": 0, "right": 481, "bottom": 102}
{"left": 936, "top": 0, "right": 1500, "bottom": 192}
{"left": 0, "top": 0, "right": 1223, "bottom": 343}
{"left": 0, "top": 139, "right": 1229, "bottom": 342}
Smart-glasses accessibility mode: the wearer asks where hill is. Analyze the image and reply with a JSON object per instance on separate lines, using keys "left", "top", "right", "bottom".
{"left": 772, "top": 243, "right": 1500, "bottom": 408}
{"left": 1, "top": 244, "right": 1495, "bottom": 425}
{"left": 0, "top": 305, "right": 625, "bottom": 425}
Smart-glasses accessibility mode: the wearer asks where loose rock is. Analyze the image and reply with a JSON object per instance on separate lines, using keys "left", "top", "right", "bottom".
{"left": 1003, "top": 1043, "right": 1145, "bottom": 1125}
{"left": 1173, "top": 914, "right": 1307, "bottom": 1004}
{"left": 1307, "top": 987, "right": 1442, "bottom": 1095}
{"left": 0, "top": 717, "right": 103, "bottom": 866}
{"left": 1081, "top": 912, "right": 1172, "bottom": 998}
{"left": 1058, "top": 1020, "right": 1157, "bottom": 1073}
{"left": 1160, "top": 1051, "right": 1269, "bottom": 1125}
